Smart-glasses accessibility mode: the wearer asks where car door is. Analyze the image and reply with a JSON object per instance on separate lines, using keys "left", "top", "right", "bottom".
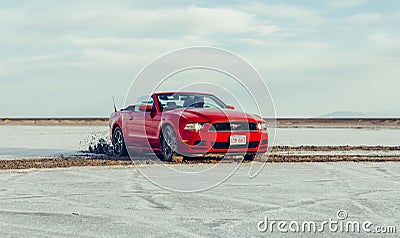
{"left": 120, "top": 106, "right": 137, "bottom": 147}
{"left": 126, "top": 98, "right": 158, "bottom": 149}
{"left": 146, "top": 95, "right": 162, "bottom": 148}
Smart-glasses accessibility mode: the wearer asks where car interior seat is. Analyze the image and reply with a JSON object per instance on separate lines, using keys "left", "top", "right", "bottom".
{"left": 166, "top": 101, "right": 177, "bottom": 110}
{"left": 183, "top": 98, "right": 195, "bottom": 107}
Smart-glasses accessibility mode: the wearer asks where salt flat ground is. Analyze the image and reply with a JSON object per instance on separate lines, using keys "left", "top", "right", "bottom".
{"left": 0, "top": 163, "right": 399, "bottom": 237}
{"left": 0, "top": 126, "right": 399, "bottom": 237}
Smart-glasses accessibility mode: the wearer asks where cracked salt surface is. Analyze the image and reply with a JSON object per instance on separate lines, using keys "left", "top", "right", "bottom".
{"left": 0, "top": 163, "right": 398, "bottom": 237}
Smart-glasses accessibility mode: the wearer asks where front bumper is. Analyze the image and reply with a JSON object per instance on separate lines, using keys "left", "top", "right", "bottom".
{"left": 176, "top": 130, "right": 269, "bottom": 155}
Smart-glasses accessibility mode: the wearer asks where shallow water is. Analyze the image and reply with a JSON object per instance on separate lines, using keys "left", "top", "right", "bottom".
{"left": 0, "top": 126, "right": 399, "bottom": 159}
{"left": 275, "top": 127, "right": 400, "bottom": 146}
{"left": 0, "top": 126, "right": 107, "bottom": 159}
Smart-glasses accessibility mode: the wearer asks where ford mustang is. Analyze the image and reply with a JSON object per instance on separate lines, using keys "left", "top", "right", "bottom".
{"left": 109, "top": 92, "right": 268, "bottom": 161}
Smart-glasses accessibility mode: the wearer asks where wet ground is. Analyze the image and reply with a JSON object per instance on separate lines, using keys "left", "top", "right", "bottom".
{"left": 0, "top": 125, "right": 399, "bottom": 169}
{"left": 1, "top": 125, "right": 400, "bottom": 158}
{"left": 1, "top": 145, "right": 400, "bottom": 170}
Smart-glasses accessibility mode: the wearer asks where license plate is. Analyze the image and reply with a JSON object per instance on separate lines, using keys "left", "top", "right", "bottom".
{"left": 230, "top": 135, "right": 247, "bottom": 145}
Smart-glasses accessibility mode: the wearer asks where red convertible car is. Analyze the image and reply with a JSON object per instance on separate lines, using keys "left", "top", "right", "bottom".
{"left": 109, "top": 92, "right": 268, "bottom": 161}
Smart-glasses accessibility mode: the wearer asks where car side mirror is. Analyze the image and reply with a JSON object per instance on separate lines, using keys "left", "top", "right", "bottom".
{"left": 139, "top": 104, "right": 153, "bottom": 112}
{"left": 227, "top": 105, "right": 235, "bottom": 110}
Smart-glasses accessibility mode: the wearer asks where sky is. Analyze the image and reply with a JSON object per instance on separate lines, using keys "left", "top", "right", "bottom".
{"left": 0, "top": 0, "right": 399, "bottom": 117}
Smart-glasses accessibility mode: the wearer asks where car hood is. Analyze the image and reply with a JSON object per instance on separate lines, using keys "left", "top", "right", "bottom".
{"left": 166, "top": 108, "right": 262, "bottom": 122}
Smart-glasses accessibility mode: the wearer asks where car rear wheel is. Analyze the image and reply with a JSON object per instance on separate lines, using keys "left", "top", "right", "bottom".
{"left": 112, "top": 127, "right": 128, "bottom": 157}
{"left": 160, "top": 125, "right": 178, "bottom": 162}
{"left": 244, "top": 153, "right": 256, "bottom": 161}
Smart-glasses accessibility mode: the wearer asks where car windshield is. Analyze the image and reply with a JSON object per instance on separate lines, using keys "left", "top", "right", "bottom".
{"left": 157, "top": 93, "right": 227, "bottom": 111}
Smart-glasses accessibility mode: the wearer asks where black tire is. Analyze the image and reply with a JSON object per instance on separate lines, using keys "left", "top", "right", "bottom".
{"left": 160, "top": 125, "right": 178, "bottom": 162}
{"left": 112, "top": 127, "right": 128, "bottom": 157}
{"left": 244, "top": 153, "right": 256, "bottom": 161}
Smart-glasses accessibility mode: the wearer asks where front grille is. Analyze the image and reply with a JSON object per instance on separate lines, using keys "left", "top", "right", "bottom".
{"left": 210, "top": 122, "right": 258, "bottom": 132}
{"left": 193, "top": 140, "right": 204, "bottom": 146}
{"left": 212, "top": 141, "right": 260, "bottom": 149}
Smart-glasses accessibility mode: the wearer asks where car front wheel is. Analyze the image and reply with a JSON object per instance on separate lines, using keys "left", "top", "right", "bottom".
{"left": 160, "top": 125, "right": 178, "bottom": 162}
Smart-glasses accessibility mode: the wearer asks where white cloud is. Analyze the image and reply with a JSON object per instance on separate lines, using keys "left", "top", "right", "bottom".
{"left": 342, "top": 11, "right": 400, "bottom": 26}
{"left": 368, "top": 33, "right": 400, "bottom": 53}
{"left": 245, "top": 3, "right": 326, "bottom": 26}
{"left": 1, "top": 0, "right": 399, "bottom": 116}
{"left": 5, "top": 5, "right": 276, "bottom": 38}
{"left": 65, "top": 35, "right": 216, "bottom": 49}
{"left": 330, "top": 0, "right": 365, "bottom": 8}
{"left": 346, "top": 12, "right": 383, "bottom": 24}
{"left": 0, "top": 9, "right": 26, "bottom": 24}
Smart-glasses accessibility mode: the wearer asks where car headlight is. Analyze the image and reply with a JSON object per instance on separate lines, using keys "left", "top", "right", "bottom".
{"left": 257, "top": 121, "right": 268, "bottom": 131}
{"left": 184, "top": 122, "right": 205, "bottom": 132}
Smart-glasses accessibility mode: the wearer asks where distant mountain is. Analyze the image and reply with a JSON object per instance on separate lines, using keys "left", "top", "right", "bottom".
{"left": 320, "top": 111, "right": 367, "bottom": 118}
